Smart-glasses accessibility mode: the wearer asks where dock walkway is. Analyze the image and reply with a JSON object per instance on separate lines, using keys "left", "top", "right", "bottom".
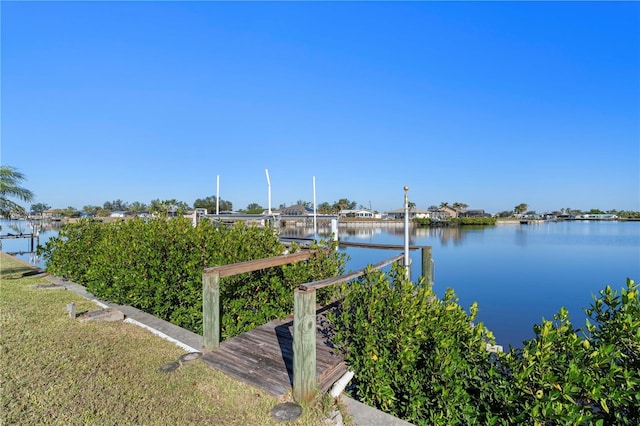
{"left": 201, "top": 304, "right": 346, "bottom": 399}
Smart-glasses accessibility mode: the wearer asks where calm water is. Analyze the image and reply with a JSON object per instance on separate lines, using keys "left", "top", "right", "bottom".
{"left": 3, "top": 219, "right": 639, "bottom": 348}
{"left": 0, "top": 219, "right": 61, "bottom": 266}
{"left": 287, "top": 221, "right": 640, "bottom": 348}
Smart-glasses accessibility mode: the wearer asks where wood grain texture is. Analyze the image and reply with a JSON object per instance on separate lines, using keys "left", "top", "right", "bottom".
{"left": 201, "top": 307, "right": 346, "bottom": 399}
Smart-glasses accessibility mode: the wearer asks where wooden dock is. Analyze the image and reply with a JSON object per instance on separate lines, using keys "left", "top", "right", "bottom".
{"left": 200, "top": 305, "right": 347, "bottom": 399}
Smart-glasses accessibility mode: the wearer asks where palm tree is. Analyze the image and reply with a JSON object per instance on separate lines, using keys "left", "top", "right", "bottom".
{"left": 514, "top": 203, "right": 528, "bottom": 215}
{"left": 0, "top": 166, "right": 35, "bottom": 219}
{"left": 452, "top": 202, "right": 468, "bottom": 210}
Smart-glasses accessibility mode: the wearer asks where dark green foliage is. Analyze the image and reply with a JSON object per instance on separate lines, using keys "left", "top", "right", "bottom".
{"left": 413, "top": 218, "right": 432, "bottom": 226}
{"left": 39, "top": 217, "right": 345, "bottom": 338}
{"left": 331, "top": 270, "right": 639, "bottom": 425}
{"left": 330, "top": 264, "right": 504, "bottom": 425}
{"left": 503, "top": 280, "right": 640, "bottom": 425}
{"left": 38, "top": 219, "right": 105, "bottom": 282}
{"left": 454, "top": 217, "right": 497, "bottom": 226}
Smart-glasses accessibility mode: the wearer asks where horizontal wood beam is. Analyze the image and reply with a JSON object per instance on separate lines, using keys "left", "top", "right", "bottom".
{"left": 338, "top": 241, "right": 429, "bottom": 251}
{"left": 203, "top": 250, "right": 317, "bottom": 278}
{"left": 0, "top": 233, "right": 36, "bottom": 240}
{"left": 299, "top": 253, "right": 404, "bottom": 291}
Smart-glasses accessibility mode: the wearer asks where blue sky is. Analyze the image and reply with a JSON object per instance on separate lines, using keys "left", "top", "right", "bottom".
{"left": 2, "top": 1, "right": 639, "bottom": 214}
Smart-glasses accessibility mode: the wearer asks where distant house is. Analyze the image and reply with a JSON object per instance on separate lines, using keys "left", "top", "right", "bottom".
{"left": 42, "top": 209, "right": 63, "bottom": 220}
{"left": 110, "top": 211, "right": 128, "bottom": 218}
{"left": 437, "top": 205, "right": 461, "bottom": 219}
{"left": 339, "top": 209, "right": 374, "bottom": 218}
{"left": 557, "top": 214, "right": 575, "bottom": 220}
{"left": 575, "top": 214, "right": 618, "bottom": 220}
{"left": 281, "top": 205, "right": 314, "bottom": 216}
{"left": 459, "top": 209, "right": 490, "bottom": 218}
{"left": 387, "top": 207, "right": 431, "bottom": 220}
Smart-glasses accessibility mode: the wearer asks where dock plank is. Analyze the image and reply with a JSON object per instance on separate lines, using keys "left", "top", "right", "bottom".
{"left": 200, "top": 310, "right": 347, "bottom": 399}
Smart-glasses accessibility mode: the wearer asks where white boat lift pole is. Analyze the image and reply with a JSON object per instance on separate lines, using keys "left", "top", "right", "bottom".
{"left": 313, "top": 176, "right": 317, "bottom": 239}
{"left": 265, "top": 169, "right": 272, "bottom": 215}
{"left": 216, "top": 175, "right": 220, "bottom": 215}
{"left": 404, "top": 185, "right": 411, "bottom": 280}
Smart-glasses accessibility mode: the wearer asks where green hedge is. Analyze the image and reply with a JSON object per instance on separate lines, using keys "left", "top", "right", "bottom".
{"left": 39, "top": 217, "right": 346, "bottom": 338}
{"left": 331, "top": 264, "right": 504, "bottom": 424}
{"left": 454, "top": 217, "right": 497, "bottom": 226}
{"left": 331, "top": 266, "right": 639, "bottom": 425}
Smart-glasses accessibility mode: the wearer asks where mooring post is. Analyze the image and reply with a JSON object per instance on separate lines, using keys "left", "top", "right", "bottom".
{"left": 203, "top": 270, "right": 221, "bottom": 350}
{"left": 293, "top": 287, "right": 317, "bottom": 403}
{"left": 421, "top": 246, "right": 433, "bottom": 286}
{"left": 331, "top": 218, "right": 338, "bottom": 242}
{"left": 403, "top": 186, "right": 411, "bottom": 280}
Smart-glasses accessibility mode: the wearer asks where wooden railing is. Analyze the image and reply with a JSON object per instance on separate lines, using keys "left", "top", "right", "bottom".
{"left": 293, "top": 246, "right": 433, "bottom": 402}
{"left": 202, "top": 251, "right": 317, "bottom": 350}
{"left": 202, "top": 245, "right": 434, "bottom": 403}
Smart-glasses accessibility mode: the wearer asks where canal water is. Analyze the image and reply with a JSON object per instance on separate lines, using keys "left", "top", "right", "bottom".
{"left": 286, "top": 220, "right": 640, "bottom": 348}
{"left": 3, "top": 219, "right": 639, "bottom": 348}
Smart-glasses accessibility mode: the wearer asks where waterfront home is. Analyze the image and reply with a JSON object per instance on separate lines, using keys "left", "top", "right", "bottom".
{"left": 339, "top": 209, "right": 376, "bottom": 218}
{"left": 438, "top": 205, "right": 461, "bottom": 218}
{"left": 281, "top": 205, "right": 314, "bottom": 216}
{"left": 387, "top": 207, "right": 431, "bottom": 220}
{"left": 575, "top": 214, "right": 619, "bottom": 220}
{"left": 41, "top": 209, "right": 63, "bottom": 220}
{"left": 109, "top": 211, "right": 129, "bottom": 218}
{"left": 459, "top": 209, "right": 491, "bottom": 218}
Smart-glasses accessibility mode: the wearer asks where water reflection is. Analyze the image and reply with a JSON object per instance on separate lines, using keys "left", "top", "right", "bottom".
{"left": 0, "top": 219, "right": 62, "bottom": 267}
{"left": 274, "top": 223, "right": 492, "bottom": 247}
{"left": 338, "top": 224, "right": 484, "bottom": 246}
{"left": 515, "top": 226, "right": 528, "bottom": 247}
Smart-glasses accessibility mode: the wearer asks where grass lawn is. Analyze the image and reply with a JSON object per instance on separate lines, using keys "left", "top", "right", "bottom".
{"left": 0, "top": 253, "right": 341, "bottom": 425}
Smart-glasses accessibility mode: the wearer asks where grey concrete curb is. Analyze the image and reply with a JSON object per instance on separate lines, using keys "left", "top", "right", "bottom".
{"left": 341, "top": 395, "right": 415, "bottom": 426}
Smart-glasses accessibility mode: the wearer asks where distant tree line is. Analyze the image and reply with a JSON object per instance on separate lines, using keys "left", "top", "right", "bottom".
{"left": 25, "top": 197, "right": 640, "bottom": 220}
{"left": 26, "top": 197, "right": 365, "bottom": 217}
{"left": 1, "top": 166, "right": 637, "bottom": 220}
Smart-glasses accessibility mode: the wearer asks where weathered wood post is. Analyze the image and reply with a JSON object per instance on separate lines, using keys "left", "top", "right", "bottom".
{"left": 421, "top": 246, "right": 433, "bottom": 286}
{"left": 293, "top": 287, "right": 317, "bottom": 403}
{"left": 203, "top": 270, "right": 221, "bottom": 350}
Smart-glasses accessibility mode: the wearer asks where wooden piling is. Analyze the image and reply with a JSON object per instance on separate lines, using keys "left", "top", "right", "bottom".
{"left": 293, "top": 288, "right": 317, "bottom": 403}
{"left": 421, "top": 246, "right": 433, "bottom": 286}
{"left": 203, "top": 270, "right": 220, "bottom": 350}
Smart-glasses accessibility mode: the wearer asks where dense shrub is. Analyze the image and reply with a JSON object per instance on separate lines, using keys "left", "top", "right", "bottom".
{"left": 331, "top": 268, "right": 639, "bottom": 425}
{"left": 454, "top": 217, "right": 497, "bottom": 226}
{"left": 330, "top": 264, "right": 505, "bottom": 425}
{"left": 38, "top": 219, "right": 105, "bottom": 283}
{"left": 39, "top": 217, "right": 346, "bottom": 337}
{"left": 413, "top": 217, "right": 432, "bottom": 226}
{"left": 503, "top": 280, "right": 640, "bottom": 425}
